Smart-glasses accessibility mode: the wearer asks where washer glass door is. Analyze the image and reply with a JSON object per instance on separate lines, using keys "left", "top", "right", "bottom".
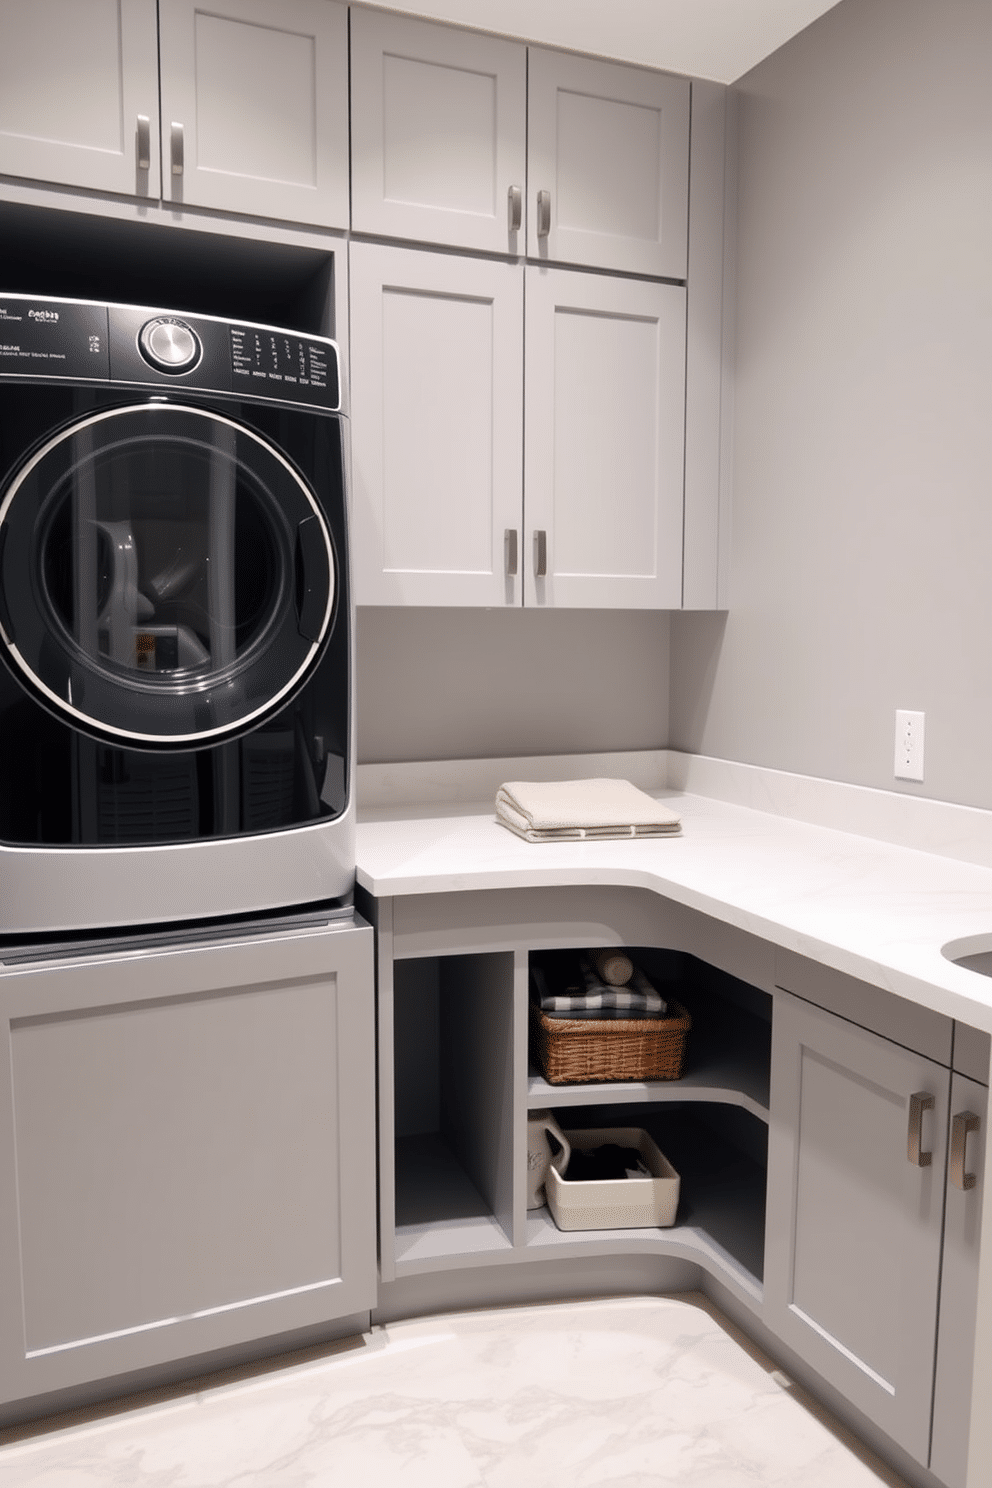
{"left": 0, "top": 402, "right": 335, "bottom": 746}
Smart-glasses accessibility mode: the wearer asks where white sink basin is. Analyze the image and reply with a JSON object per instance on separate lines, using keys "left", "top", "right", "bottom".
{"left": 942, "top": 938, "right": 992, "bottom": 977}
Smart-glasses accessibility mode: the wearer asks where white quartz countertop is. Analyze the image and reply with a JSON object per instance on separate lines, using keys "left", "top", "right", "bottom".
{"left": 356, "top": 786, "right": 992, "bottom": 1033}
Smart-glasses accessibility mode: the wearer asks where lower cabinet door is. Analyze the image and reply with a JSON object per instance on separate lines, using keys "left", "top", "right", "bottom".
{"left": 930, "top": 1073, "right": 987, "bottom": 1488}
{"left": 0, "top": 917, "right": 375, "bottom": 1411}
{"left": 764, "top": 992, "right": 950, "bottom": 1463}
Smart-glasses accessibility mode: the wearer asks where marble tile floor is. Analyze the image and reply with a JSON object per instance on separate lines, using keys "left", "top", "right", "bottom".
{"left": 0, "top": 1293, "right": 913, "bottom": 1488}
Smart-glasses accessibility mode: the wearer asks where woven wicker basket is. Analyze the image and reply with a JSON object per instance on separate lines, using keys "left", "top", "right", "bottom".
{"left": 529, "top": 997, "right": 692, "bottom": 1085}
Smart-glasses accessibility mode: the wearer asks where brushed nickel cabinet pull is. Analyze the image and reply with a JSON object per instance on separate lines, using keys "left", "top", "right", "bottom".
{"left": 170, "top": 122, "right": 185, "bottom": 177}
{"left": 908, "top": 1091, "right": 935, "bottom": 1167}
{"left": 507, "top": 185, "right": 522, "bottom": 234}
{"left": 505, "top": 527, "right": 518, "bottom": 576}
{"left": 534, "top": 529, "right": 548, "bottom": 578}
{"left": 950, "top": 1110, "right": 980, "bottom": 1190}
{"left": 537, "top": 189, "right": 551, "bottom": 238}
{"left": 136, "top": 114, "right": 151, "bottom": 170}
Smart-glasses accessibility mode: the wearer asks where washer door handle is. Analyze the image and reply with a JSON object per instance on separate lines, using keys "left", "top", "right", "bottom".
{"left": 295, "top": 515, "right": 332, "bottom": 643}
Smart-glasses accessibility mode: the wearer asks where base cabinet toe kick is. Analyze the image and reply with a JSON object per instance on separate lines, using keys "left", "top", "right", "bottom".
{"left": 364, "top": 884, "right": 991, "bottom": 1488}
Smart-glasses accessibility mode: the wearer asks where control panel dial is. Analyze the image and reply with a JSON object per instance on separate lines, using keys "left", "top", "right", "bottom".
{"left": 137, "top": 317, "right": 202, "bottom": 373}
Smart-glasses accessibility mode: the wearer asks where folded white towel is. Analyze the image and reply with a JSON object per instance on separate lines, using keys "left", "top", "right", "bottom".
{"left": 496, "top": 778, "right": 681, "bottom": 843}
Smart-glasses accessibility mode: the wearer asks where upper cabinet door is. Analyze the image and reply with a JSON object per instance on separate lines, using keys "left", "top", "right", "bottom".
{"left": 158, "top": 0, "right": 348, "bottom": 227}
{"left": 524, "top": 266, "right": 686, "bottom": 610}
{"left": 349, "top": 241, "right": 524, "bottom": 607}
{"left": 0, "top": 0, "right": 160, "bottom": 198}
{"left": 350, "top": 10, "right": 526, "bottom": 255}
{"left": 527, "top": 49, "right": 689, "bottom": 279}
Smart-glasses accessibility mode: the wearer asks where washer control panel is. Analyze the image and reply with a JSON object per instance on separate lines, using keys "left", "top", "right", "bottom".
{"left": 138, "top": 316, "right": 202, "bottom": 373}
{"left": 0, "top": 295, "right": 340, "bottom": 411}
{"left": 230, "top": 325, "right": 331, "bottom": 399}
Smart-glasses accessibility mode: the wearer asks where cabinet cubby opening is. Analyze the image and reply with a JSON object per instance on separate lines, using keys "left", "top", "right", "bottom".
{"left": 0, "top": 200, "right": 337, "bottom": 335}
{"left": 392, "top": 953, "right": 515, "bottom": 1263}
{"left": 527, "top": 947, "right": 772, "bottom": 1116}
{"left": 536, "top": 1099, "right": 768, "bottom": 1286}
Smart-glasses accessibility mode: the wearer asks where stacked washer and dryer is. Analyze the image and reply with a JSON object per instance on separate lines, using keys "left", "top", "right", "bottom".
{"left": 0, "top": 293, "right": 355, "bottom": 935}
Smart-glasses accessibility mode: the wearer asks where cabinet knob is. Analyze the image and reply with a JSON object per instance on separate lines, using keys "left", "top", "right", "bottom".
{"left": 537, "top": 189, "right": 552, "bottom": 239}
{"left": 950, "top": 1110, "right": 981, "bottom": 1190}
{"left": 507, "top": 185, "right": 522, "bottom": 235}
{"left": 170, "top": 122, "right": 185, "bottom": 178}
{"left": 504, "top": 527, "right": 518, "bottom": 576}
{"left": 907, "top": 1091, "right": 935, "bottom": 1167}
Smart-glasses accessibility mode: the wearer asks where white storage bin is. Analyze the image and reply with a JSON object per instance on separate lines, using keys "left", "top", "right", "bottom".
{"left": 545, "top": 1126, "right": 680, "bottom": 1231}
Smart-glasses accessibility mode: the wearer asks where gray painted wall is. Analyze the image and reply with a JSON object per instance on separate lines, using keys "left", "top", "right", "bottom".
{"left": 671, "top": 0, "right": 992, "bottom": 809}
{"left": 357, "top": 608, "right": 670, "bottom": 764}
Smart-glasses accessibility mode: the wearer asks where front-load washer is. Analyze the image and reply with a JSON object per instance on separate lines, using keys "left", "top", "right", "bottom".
{"left": 0, "top": 294, "right": 354, "bottom": 934}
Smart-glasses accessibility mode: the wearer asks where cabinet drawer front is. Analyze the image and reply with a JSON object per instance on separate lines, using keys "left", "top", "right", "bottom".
{"left": 954, "top": 1020, "right": 991, "bottom": 1084}
{"left": 765, "top": 992, "right": 949, "bottom": 1463}
{"left": 775, "top": 947, "right": 953, "bottom": 1064}
{"left": 527, "top": 49, "right": 689, "bottom": 278}
{"left": 351, "top": 9, "right": 526, "bottom": 253}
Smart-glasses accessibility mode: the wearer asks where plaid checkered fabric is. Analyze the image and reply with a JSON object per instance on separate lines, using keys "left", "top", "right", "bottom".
{"left": 532, "top": 958, "right": 668, "bottom": 1021}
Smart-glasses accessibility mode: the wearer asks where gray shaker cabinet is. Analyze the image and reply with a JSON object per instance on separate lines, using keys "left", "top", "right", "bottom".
{"left": 527, "top": 47, "right": 690, "bottom": 278}
{"left": 0, "top": 914, "right": 375, "bottom": 1416}
{"left": 765, "top": 989, "right": 952, "bottom": 1466}
{"left": 349, "top": 11, "right": 690, "bottom": 277}
{"left": 349, "top": 243, "right": 685, "bottom": 609}
{"left": 0, "top": 0, "right": 161, "bottom": 200}
{"left": 346, "top": 16, "right": 726, "bottom": 613}
{"left": 524, "top": 266, "right": 686, "bottom": 609}
{"left": 350, "top": 8, "right": 527, "bottom": 255}
{"left": 158, "top": 0, "right": 349, "bottom": 227}
{"left": 0, "top": 0, "right": 350, "bottom": 228}
{"left": 349, "top": 241, "right": 524, "bottom": 608}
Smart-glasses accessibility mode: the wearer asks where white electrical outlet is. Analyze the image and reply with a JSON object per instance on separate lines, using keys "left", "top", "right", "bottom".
{"left": 895, "top": 710, "right": 925, "bottom": 781}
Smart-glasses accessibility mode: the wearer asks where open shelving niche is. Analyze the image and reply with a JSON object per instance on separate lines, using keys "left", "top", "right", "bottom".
{"left": 0, "top": 196, "right": 344, "bottom": 341}
{"left": 383, "top": 943, "right": 771, "bottom": 1306}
